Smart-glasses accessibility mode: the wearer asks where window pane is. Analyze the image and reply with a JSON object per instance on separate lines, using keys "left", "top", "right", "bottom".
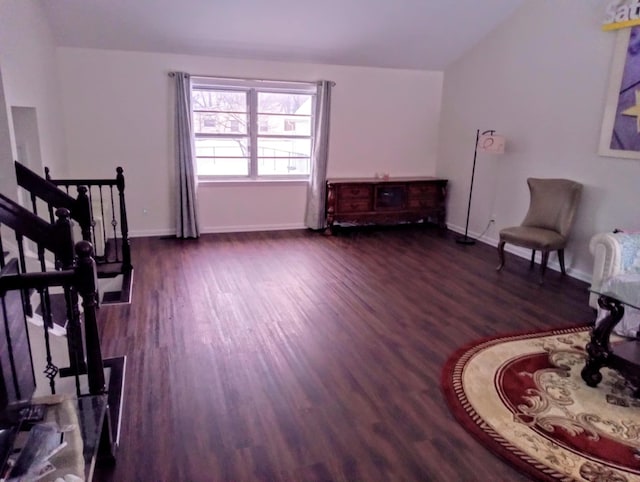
{"left": 257, "top": 114, "right": 311, "bottom": 136}
{"left": 257, "top": 93, "right": 312, "bottom": 115}
{"left": 195, "top": 138, "right": 249, "bottom": 176}
{"left": 257, "top": 136, "right": 310, "bottom": 175}
{"left": 195, "top": 138, "right": 249, "bottom": 158}
{"left": 194, "top": 112, "right": 248, "bottom": 134}
{"left": 197, "top": 157, "right": 249, "bottom": 176}
{"left": 257, "top": 138, "right": 311, "bottom": 158}
{"left": 192, "top": 89, "right": 247, "bottom": 113}
{"left": 258, "top": 157, "right": 310, "bottom": 176}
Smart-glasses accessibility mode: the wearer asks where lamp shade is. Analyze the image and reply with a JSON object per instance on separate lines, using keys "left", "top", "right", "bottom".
{"left": 477, "top": 133, "right": 506, "bottom": 154}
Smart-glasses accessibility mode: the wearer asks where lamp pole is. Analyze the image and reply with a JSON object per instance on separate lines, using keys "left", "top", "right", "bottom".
{"left": 456, "top": 129, "right": 481, "bottom": 245}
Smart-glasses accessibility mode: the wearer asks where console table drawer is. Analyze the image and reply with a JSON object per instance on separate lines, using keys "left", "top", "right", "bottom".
{"left": 338, "top": 199, "right": 372, "bottom": 213}
{"left": 337, "top": 185, "right": 372, "bottom": 200}
{"left": 407, "top": 198, "right": 438, "bottom": 209}
{"left": 408, "top": 183, "right": 439, "bottom": 198}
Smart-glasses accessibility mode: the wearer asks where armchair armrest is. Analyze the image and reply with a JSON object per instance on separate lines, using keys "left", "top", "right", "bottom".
{"left": 589, "top": 232, "right": 640, "bottom": 308}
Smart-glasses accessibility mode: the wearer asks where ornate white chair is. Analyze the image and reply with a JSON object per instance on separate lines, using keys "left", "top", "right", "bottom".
{"left": 589, "top": 231, "right": 640, "bottom": 337}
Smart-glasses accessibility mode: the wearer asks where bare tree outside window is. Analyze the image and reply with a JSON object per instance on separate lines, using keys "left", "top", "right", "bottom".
{"left": 192, "top": 83, "right": 314, "bottom": 178}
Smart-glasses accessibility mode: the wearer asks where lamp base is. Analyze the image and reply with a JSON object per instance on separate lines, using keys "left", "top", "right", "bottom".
{"left": 456, "top": 235, "right": 476, "bottom": 245}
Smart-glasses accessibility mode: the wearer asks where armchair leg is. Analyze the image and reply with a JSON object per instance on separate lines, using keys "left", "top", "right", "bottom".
{"left": 558, "top": 249, "right": 566, "bottom": 275}
{"left": 497, "top": 241, "right": 506, "bottom": 271}
{"left": 539, "top": 251, "right": 550, "bottom": 284}
{"left": 530, "top": 250, "right": 536, "bottom": 269}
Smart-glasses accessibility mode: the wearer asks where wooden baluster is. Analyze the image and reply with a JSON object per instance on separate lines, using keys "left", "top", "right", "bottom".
{"left": 99, "top": 186, "right": 107, "bottom": 258}
{"left": 35, "top": 244, "right": 52, "bottom": 330}
{"left": 117, "top": 167, "right": 131, "bottom": 269}
{"left": 15, "top": 234, "right": 32, "bottom": 317}
{"left": 75, "top": 240, "right": 105, "bottom": 394}
{"left": 37, "top": 286, "right": 58, "bottom": 395}
{"left": 54, "top": 208, "right": 87, "bottom": 382}
{"left": 109, "top": 186, "right": 119, "bottom": 262}
{"left": 0, "top": 228, "right": 4, "bottom": 269}
{"left": 87, "top": 186, "right": 98, "bottom": 255}
{"left": 75, "top": 185, "right": 93, "bottom": 243}
{"left": 29, "top": 192, "right": 38, "bottom": 217}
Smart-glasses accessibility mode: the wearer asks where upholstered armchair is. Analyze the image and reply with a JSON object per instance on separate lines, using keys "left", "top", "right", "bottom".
{"left": 497, "top": 178, "right": 583, "bottom": 282}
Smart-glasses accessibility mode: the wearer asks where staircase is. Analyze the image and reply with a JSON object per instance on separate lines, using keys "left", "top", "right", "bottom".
{"left": 0, "top": 194, "right": 125, "bottom": 456}
{"left": 15, "top": 161, "right": 133, "bottom": 305}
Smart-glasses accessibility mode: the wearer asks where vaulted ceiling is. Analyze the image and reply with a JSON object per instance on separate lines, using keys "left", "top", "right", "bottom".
{"left": 39, "top": 0, "right": 525, "bottom": 70}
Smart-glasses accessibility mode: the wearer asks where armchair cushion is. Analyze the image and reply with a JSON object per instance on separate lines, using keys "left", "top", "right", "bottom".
{"left": 617, "top": 233, "right": 640, "bottom": 273}
{"left": 499, "top": 226, "right": 565, "bottom": 250}
{"left": 589, "top": 232, "right": 640, "bottom": 309}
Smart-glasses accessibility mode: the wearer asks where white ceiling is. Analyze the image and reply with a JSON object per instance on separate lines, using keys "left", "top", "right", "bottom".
{"left": 39, "top": 0, "right": 525, "bottom": 70}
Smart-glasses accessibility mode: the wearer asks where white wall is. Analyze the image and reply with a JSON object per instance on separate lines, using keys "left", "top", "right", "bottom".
{"left": 438, "top": 1, "right": 636, "bottom": 282}
{"left": 0, "top": 0, "right": 68, "bottom": 202}
{"left": 56, "top": 48, "right": 444, "bottom": 236}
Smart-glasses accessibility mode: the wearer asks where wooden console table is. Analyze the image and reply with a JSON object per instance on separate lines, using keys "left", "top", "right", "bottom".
{"left": 325, "top": 177, "right": 447, "bottom": 233}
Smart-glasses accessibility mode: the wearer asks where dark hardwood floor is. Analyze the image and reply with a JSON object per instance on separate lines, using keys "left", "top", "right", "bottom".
{"left": 94, "top": 226, "right": 594, "bottom": 482}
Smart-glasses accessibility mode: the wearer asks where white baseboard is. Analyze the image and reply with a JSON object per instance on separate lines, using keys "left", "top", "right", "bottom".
{"left": 200, "top": 223, "right": 306, "bottom": 234}
{"left": 130, "top": 223, "right": 306, "bottom": 238}
{"left": 447, "top": 223, "right": 591, "bottom": 283}
{"left": 129, "top": 228, "right": 175, "bottom": 238}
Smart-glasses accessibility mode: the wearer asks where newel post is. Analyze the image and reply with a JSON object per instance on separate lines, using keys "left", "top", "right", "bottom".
{"left": 75, "top": 186, "right": 93, "bottom": 243}
{"left": 54, "top": 208, "right": 88, "bottom": 378}
{"left": 53, "top": 208, "right": 75, "bottom": 270}
{"left": 116, "top": 167, "right": 131, "bottom": 270}
{"left": 75, "top": 240, "right": 105, "bottom": 394}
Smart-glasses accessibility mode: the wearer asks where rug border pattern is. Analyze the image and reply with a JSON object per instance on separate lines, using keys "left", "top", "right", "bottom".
{"left": 441, "top": 325, "right": 592, "bottom": 482}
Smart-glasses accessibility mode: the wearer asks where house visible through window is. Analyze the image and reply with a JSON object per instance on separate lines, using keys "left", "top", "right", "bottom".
{"left": 191, "top": 77, "right": 316, "bottom": 179}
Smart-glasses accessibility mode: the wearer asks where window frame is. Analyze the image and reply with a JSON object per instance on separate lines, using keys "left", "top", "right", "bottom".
{"left": 191, "top": 77, "right": 317, "bottom": 182}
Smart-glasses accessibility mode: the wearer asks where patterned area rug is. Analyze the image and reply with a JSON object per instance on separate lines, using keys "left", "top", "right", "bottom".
{"left": 441, "top": 326, "right": 640, "bottom": 481}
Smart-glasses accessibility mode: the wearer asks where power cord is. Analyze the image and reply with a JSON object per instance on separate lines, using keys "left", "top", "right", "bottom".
{"left": 476, "top": 219, "right": 495, "bottom": 240}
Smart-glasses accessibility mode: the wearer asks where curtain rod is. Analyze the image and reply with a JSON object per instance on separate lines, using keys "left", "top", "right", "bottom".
{"left": 168, "top": 71, "right": 335, "bottom": 86}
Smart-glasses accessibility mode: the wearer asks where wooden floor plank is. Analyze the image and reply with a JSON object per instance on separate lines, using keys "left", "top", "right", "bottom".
{"left": 95, "top": 226, "right": 594, "bottom": 481}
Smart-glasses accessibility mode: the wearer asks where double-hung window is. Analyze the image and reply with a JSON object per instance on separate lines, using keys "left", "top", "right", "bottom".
{"left": 191, "top": 77, "right": 316, "bottom": 180}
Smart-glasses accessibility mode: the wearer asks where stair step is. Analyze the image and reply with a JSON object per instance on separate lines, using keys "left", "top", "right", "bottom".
{"left": 96, "top": 238, "right": 124, "bottom": 264}
{"left": 101, "top": 267, "right": 133, "bottom": 305}
{"left": 35, "top": 292, "right": 68, "bottom": 330}
{"left": 97, "top": 262, "right": 124, "bottom": 278}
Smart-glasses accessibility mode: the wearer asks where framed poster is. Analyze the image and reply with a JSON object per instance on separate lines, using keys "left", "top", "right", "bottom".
{"left": 599, "top": 26, "right": 640, "bottom": 159}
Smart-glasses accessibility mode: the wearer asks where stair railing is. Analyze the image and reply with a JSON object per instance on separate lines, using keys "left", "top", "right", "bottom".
{"left": 0, "top": 240, "right": 105, "bottom": 395}
{"left": 15, "top": 161, "right": 92, "bottom": 244}
{"left": 0, "top": 194, "right": 89, "bottom": 395}
{"left": 45, "top": 166, "right": 131, "bottom": 272}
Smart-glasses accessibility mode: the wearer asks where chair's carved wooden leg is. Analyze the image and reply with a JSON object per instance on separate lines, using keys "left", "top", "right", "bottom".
{"left": 496, "top": 241, "right": 506, "bottom": 271}
{"left": 539, "top": 251, "right": 550, "bottom": 284}
{"left": 558, "top": 249, "right": 566, "bottom": 274}
{"left": 529, "top": 250, "right": 536, "bottom": 269}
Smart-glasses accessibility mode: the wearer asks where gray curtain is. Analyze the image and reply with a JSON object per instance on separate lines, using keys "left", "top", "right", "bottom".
{"left": 304, "top": 80, "right": 333, "bottom": 230}
{"left": 174, "top": 72, "right": 200, "bottom": 238}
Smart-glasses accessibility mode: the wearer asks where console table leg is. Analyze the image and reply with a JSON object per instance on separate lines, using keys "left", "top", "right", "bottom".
{"left": 581, "top": 295, "right": 625, "bottom": 388}
{"left": 581, "top": 357, "right": 604, "bottom": 387}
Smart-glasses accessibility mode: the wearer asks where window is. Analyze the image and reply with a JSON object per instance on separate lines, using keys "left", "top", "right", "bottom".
{"left": 191, "top": 78, "right": 316, "bottom": 180}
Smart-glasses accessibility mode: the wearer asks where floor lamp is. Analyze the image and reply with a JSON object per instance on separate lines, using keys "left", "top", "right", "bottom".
{"left": 456, "top": 129, "right": 506, "bottom": 245}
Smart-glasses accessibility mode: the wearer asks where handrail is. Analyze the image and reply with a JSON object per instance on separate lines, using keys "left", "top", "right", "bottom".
{"left": 0, "top": 194, "right": 74, "bottom": 266}
{"left": 15, "top": 162, "right": 92, "bottom": 242}
{"left": 15, "top": 162, "right": 75, "bottom": 211}
{"left": 0, "top": 268, "right": 75, "bottom": 293}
